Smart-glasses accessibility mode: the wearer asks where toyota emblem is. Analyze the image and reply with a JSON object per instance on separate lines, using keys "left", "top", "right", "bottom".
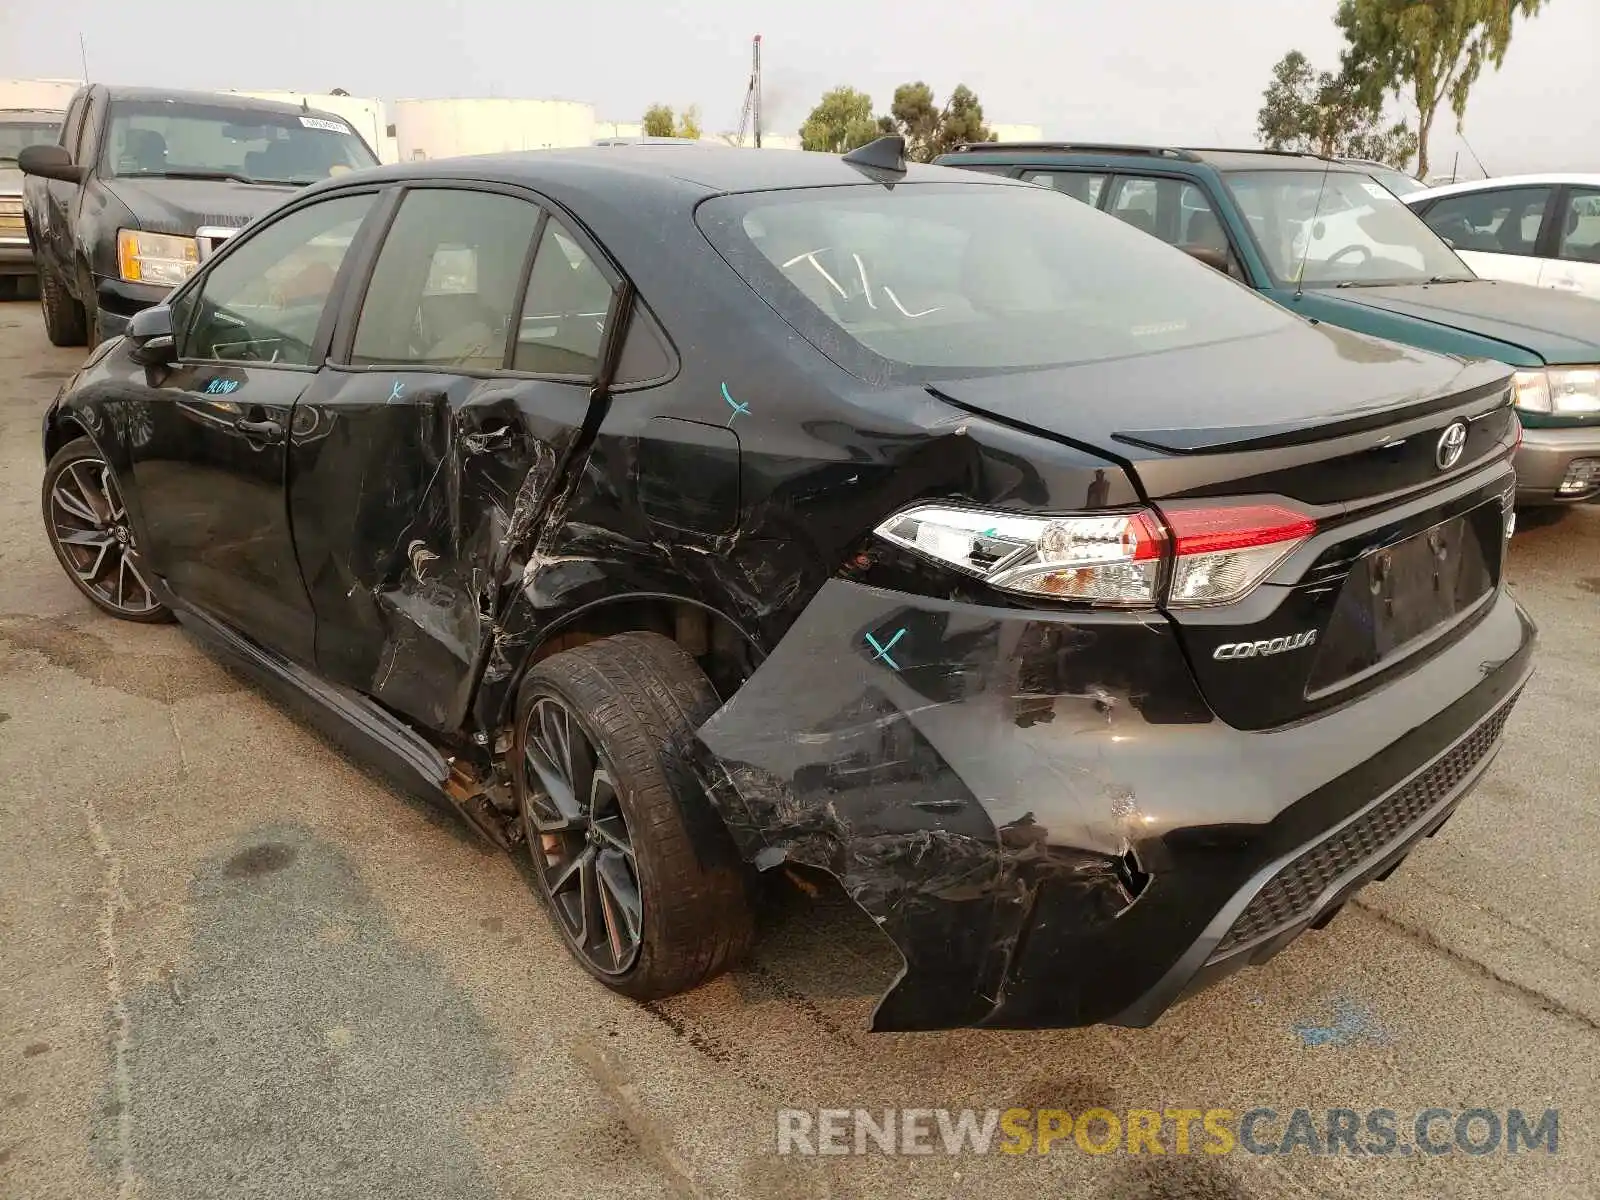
{"left": 1436, "top": 420, "right": 1469, "bottom": 470}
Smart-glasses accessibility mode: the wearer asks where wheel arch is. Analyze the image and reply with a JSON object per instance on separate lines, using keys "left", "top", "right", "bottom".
{"left": 43, "top": 407, "right": 94, "bottom": 463}
{"left": 483, "top": 591, "right": 765, "bottom": 734}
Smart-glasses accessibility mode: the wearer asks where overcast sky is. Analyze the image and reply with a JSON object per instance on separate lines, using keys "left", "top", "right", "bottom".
{"left": 3, "top": 0, "right": 1595, "bottom": 175}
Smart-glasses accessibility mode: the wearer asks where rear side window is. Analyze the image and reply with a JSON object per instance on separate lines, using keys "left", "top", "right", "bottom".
{"left": 1556, "top": 187, "right": 1600, "bottom": 263}
{"left": 1020, "top": 171, "right": 1106, "bottom": 206}
{"left": 696, "top": 182, "right": 1291, "bottom": 379}
{"left": 512, "top": 221, "right": 615, "bottom": 377}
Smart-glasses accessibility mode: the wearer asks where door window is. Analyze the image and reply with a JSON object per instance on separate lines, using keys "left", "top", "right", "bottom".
{"left": 182, "top": 192, "right": 375, "bottom": 365}
{"left": 1106, "top": 176, "right": 1240, "bottom": 274}
{"left": 351, "top": 188, "right": 542, "bottom": 371}
{"left": 59, "top": 95, "right": 86, "bottom": 159}
{"left": 1419, "top": 188, "right": 1551, "bottom": 255}
{"left": 78, "top": 92, "right": 106, "bottom": 166}
{"left": 512, "top": 220, "right": 616, "bottom": 377}
{"left": 1019, "top": 171, "right": 1107, "bottom": 206}
{"left": 1555, "top": 188, "right": 1600, "bottom": 264}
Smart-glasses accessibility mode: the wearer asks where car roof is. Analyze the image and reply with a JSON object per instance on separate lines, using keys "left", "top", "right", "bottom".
{"left": 102, "top": 85, "right": 343, "bottom": 121}
{"left": 940, "top": 142, "right": 1392, "bottom": 175}
{"left": 1409, "top": 173, "right": 1600, "bottom": 201}
{"left": 334, "top": 145, "right": 1008, "bottom": 200}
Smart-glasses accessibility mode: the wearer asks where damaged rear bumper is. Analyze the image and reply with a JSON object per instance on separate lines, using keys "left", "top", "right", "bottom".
{"left": 695, "top": 579, "right": 1535, "bottom": 1032}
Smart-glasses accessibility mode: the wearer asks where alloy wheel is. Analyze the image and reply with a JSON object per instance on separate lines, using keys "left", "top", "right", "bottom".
{"left": 47, "top": 457, "right": 161, "bottom": 616}
{"left": 520, "top": 695, "right": 643, "bottom": 975}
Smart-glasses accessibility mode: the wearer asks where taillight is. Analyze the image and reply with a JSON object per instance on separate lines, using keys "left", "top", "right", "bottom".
{"left": 873, "top": 501, "right": 1315, "bottom": 608}
{"left": 1159, "top": 502, "right": 1316, "bottom": 606}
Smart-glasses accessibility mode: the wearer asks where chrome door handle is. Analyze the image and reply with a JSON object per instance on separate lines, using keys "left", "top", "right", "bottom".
{"left": 235, "top": 418, "right": 283, "bottom": 442}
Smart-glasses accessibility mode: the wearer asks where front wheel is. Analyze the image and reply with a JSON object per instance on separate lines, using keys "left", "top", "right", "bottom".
{"left": 513, "top": 631, "right": 754, "bottom": 999}
{"left": 38, "top": 262, "right": 87, "bottom": 347}
{"left": 42, "top": 438, "right": 172, "bottom": 623}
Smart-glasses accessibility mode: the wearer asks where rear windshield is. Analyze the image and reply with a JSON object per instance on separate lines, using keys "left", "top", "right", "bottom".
{"left": 104, "top": 101, "right": 378, "bottom": 184}
{"left": 695, "top": 181, "right": 1294, "bottom": 380}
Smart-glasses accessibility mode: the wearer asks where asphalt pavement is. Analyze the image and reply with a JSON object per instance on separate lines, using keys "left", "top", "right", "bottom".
{"left": 2, "top": 297, "right": 1598, "bottom": 1199}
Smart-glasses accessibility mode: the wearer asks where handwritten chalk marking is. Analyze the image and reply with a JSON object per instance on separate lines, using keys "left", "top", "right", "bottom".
{"left": 864, "top": 628, "right": 907, "bottom": 670}
{"left": 721, "top": 382, "right": 750, "bottom": 425}
{"left": 389, "top": 381, "right": 405, "bottom": 401}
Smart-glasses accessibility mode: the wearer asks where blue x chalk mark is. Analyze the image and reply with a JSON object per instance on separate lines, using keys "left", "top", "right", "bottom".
{"left": 721, "top": 381, "right": 750, "bottom": 425}
{"left": 389, "top": 380, "right": 405, "bottom": 401}
{"left": 864, "top": 627, "right": 907, "bottom": 670}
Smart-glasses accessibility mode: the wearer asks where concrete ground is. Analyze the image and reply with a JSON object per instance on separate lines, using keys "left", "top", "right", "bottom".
{"left": 2, "top": 296, "right": 1598, "bottom": 1200}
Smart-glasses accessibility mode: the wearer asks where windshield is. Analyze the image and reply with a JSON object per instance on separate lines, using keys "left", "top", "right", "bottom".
{"left": 1225, "top": 170, "right": 1470, "bottom": 287}
{"left": 1365, "top": 166, "right": 1425, "bottom": 198}
{"left": 103, "top": 101, "right": 377, "bottom": 184}
{"left": 0, "top": 120, "right": 63, "bottom": 165}
{"left": 696, "top": 182, "right": 1295, "bottom": 379}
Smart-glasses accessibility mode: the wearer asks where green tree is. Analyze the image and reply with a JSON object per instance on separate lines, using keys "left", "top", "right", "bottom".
{"left": 642, "top": 104, "right": 675, "bottom": 138}
{"left": 1336, "top": 0, "right": 1546, "bottom": 179}
{"left": 798, "top": 86, "right": 881, "bottom": 153}
{"left": 674, "top": 105, "right": 702, "bottom": 140}
{"left": 1257, "top": 49, "right": 1418, "bottom": 168}
{"left": 882, "top": 81, "right": 996, "bottom": 162}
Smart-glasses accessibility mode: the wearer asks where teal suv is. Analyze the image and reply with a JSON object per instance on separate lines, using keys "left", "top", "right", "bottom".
{"left": 936, "top": 144, "right": 1600, "bottom": 506}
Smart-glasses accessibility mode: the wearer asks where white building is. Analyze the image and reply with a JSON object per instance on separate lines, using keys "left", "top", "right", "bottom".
{"left": 0, "top": 79, "right": 81, "bottom": 112}
{"left": 392, "top": 98, "right": 597, "bottom": 160}
{"left": 990, "top": 123, "right": 1045, "bottom": 143}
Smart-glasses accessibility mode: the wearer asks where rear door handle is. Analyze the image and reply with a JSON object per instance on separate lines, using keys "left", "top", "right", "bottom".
{"left": 235, "top": 418, "right": 283, "bottom": 442}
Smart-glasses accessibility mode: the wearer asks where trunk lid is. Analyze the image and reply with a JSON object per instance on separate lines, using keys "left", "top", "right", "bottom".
{"left": 928, "top": 322, "right": 1519, "bottom": 730}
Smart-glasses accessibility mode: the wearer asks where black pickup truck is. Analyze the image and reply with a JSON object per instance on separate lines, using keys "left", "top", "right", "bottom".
{"left": 20, "top": 85, "right": 379, "bottom": 346}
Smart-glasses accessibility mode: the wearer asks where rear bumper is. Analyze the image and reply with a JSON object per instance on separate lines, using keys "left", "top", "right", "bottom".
{"left": 1514, "top": 425, "right": 1600, "bottom": 504}
{"left": 697, "top": 577, "right": 1536, "bottom": 1032}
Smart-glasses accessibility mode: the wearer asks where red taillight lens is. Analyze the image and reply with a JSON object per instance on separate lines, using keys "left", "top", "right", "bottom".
{"left": 1158, "top": 502, "right": 1317, "bottom": 607}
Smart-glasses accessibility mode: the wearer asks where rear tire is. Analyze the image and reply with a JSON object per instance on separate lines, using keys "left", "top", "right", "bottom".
{"left": 513, "top": 631, "right": 754, "bottom": 1000}
{"left": 39, "top": 263, "right": 87, "bottom": 347}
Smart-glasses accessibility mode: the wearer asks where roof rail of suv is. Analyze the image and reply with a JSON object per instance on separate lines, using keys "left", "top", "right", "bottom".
{"left": 1179, "top": 146, "right": 1334, "bottom": 161}
{"left": 950, "top": 141, "right": 1202, "bottom": 161}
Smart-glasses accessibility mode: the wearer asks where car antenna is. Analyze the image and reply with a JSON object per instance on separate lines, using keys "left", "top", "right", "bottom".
{"left": 1294, "top": 155, "right": 1334, "bottom": 301}
{"left": 841, "top": 134, "right": 908, "bottom": 185}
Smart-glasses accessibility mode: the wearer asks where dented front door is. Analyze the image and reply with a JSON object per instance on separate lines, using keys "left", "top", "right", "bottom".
{"left": 286, "top": 369, "right": 592, "bottom": 731}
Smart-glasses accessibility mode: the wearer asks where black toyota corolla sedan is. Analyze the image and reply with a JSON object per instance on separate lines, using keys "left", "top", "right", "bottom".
{"left": 39, "top": 138, "right": 1535, "bottom": 1031}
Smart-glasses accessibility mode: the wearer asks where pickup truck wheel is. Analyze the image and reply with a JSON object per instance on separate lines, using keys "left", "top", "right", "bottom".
{"left": 513, "top": 631, "right": 754, "bottom": 1000}
{"left": 42, "top": 438, "right": 172, "bottom": 623}
{"left": 39, "top": 264, "right": 88, "bottom": 347}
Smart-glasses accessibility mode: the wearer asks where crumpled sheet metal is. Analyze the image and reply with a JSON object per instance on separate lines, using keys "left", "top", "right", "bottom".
{"left": 695, "top": 578, "right": 1214, "bottom": 1030}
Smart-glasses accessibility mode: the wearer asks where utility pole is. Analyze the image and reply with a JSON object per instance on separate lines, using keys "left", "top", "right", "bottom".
{"left": 78, "top": 33, "right": 89, "bottom": 81}
{"left": 736, "top": 34, "right": 762, "bottom": 147}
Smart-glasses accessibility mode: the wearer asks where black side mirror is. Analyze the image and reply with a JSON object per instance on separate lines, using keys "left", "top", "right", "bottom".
{"left": 127, "top": 305, "right": 176, "bottom": 366}
{"left": 18, "top": 144, "right": 86, "bottom": 184}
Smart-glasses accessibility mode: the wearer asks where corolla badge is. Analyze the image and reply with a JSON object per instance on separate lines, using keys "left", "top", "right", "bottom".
{"left": 1436, "top": 420, "right": 1469, "bottom": 470}
{"left": 1213, "top": 630, "right": 1318, "bottom": 660}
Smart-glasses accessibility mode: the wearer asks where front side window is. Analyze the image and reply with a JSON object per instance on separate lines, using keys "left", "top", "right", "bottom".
{"left": 351, "top": 188, "right": 543, "bottom": 372}
{"left": 1225, "top": 169, "right": 1470, "bottom": 287}
{"left": 184, "top": 192, "right": 375, "bottom": 365}
{"left": 0, "top": 119, "right": 64, "bottom": 165}
{"left": 1419, "top": 187, "right": 1552, "bottom": 257}
{"left": 697, "top": 181, "right": 1295, "bottom": 379}
{"left": 103, "top": 100, "right": 377, "bottom": 184}
{"left": 1555, "top": 187, "right": 1600, "bottom": 263}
